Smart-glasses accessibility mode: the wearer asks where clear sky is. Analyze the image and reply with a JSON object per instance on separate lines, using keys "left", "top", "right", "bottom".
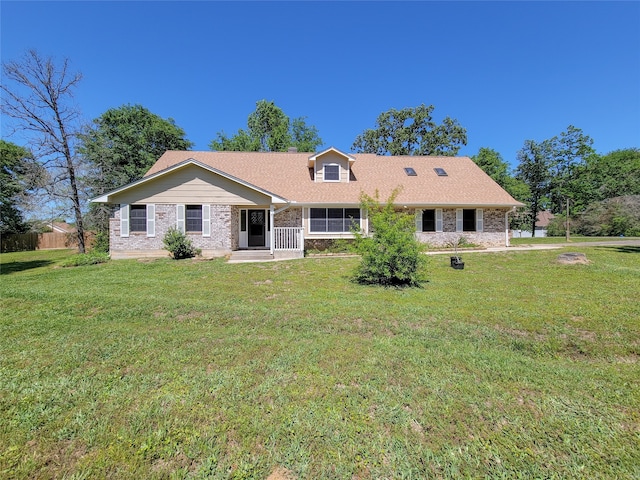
{"left": 2, "top": 1, "right": 639, "bottom": 168}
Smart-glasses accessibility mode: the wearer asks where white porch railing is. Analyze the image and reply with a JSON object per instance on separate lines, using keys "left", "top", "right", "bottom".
{"left": 274, "top": 227, "right": 304, "bottom": 251}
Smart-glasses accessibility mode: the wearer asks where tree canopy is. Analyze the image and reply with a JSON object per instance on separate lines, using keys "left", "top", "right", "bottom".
{"left": 79, "top": 104, "right": 193, "bottom": 193}
{"left": 210, "top": 100, "right": 323, "bottom": 153}
{"left": 351, "top": 104, "right": 467, "bottom": 156}
{"left": 471, "top": 147, "right": 529, "bottom": 202}
{"left": 0, "top": 140, "right": 39, "bottom": 234}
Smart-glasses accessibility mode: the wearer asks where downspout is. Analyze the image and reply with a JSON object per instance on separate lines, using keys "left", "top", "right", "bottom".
{"left": 505, "top": 207, "right": 515, "bottom": 247}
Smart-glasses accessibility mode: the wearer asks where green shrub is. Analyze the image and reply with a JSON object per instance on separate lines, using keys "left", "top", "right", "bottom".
{"left": 162, "top": 227, "right": 201, "bottom": 259}
{"left": 352, "top": 189, "right": 427, "bottom": 287}
{"left": 91, "top": 231, "right": 110, "bottom": 253}
{"left": 61, "top": 252, "right": 110, "bottom": 267}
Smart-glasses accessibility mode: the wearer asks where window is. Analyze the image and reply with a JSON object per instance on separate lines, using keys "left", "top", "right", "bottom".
{"left": 463, "top": 209, "right": 476, "bottom": 231}
{"left": 186, "top": 205, "right": 202, "bottom": 232}
{"left": 240, "top": 210, "right": 247, "bottom": 232}
{"left": 404, "top": 167, "right": 417, "bottom": 176}
{"left": 434, "top": 167, "right": 448, "bottom": 176}
{"left": 422, "top": 209, "right": 436, "bottom": 232}
{"left": 130, "top": 205, "right": 147, "bottom": 232}
{"left": 324, "top": 164, "right": 340, "bottom": 181}
{"left": 310, "top": 208, "right": 360, "bottom": 233}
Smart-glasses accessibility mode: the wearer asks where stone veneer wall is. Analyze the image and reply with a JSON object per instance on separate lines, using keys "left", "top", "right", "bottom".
{"left": 274, "top": 207, "right": 302, "bottom": 227}
{"left": 414, "top": 208, "right": 508, "bottom": 247}
{"left": 110, "top": 204, "right": 234, "bottom": 259}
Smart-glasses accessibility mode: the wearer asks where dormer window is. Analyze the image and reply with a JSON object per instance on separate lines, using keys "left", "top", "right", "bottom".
{"left": 324, "top": 163, "right": 340, "bottom": 182}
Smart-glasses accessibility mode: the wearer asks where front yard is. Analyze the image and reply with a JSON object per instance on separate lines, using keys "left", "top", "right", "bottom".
{"left": 1, "top": 247, "right": 638, "bottom": 479}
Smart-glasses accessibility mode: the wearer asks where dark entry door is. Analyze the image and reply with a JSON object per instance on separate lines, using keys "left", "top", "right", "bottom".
{"left": 248, "top": 209, "right": 266, "bottom": 247}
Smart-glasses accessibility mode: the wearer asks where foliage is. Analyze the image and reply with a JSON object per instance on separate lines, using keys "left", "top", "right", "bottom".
{"left": 573, "top": 195, "right": 640, "bottom": 237}
{"left": 162, "top": 227, "right": 201, "bottom": 259}
{"left": 1, "top": 50, "right": 87, "bottom": 252}
{"left": 546, "top": 125, "right": 595, "bottom": 214}
{"left": 91, "top": 230, "right": 110, "bottom": 254}
{"left": 352, "top": 189, "right": 427, "bottom": 287}
{"left": 515, "top": 139, "right": 551, "bottom": 236}
{"left": 351, "top": 104, "right": 467, "bottom": 156}
{"left": 1, "top": 247, "right": 638, "bottom": 478}
{"left": 61, "top": 251, "right": 110, "bottom": 267}
{"left": 210, "top": 100, "right": 323, "bottom": 152}
{"left": 79, "top": 104, "right": 193, "bottom": 233}
{"left": 472, "top": 147, "right": 529, "bottom": 202}
{"left": 567, "top": 148, "right": 640, "bottom": 211}
{"left": 0, "top": 140, "right": 41, "bottom": 234}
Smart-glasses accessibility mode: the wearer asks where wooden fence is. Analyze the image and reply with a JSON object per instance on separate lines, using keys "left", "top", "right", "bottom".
{"left": 1, "top": 232, "right": 94, "bottom": 253}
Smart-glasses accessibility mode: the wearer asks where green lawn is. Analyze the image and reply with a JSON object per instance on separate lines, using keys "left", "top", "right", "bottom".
{"left": 510, "top": 236, "right": 640, "bottom": 245}
{"left": 1, "top": 247, "right": 639, "bottom": 479}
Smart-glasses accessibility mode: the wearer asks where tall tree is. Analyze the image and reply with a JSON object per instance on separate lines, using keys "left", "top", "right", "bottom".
{"left": 210, "top": 100, "right": 323, "bottom": 152}
{"left": 0, "top": 140, "right": 43, "bottom": 234}
{"left": 79, "top": 104, "right": 193, "bottom": 232}
{"left": 546, "top": 125, "right": 595, "bottom": 214}
{"left": 351, "top": 104, "right": 467, "bottom": 156}
{"left": 471, "top": 147, "right": 530, "bottom": 202}
{"left": 1, "top": 50, "right": 87, "bottom": 252}
{"left": 515, "top": 140, "right": 551, "bottom": 236}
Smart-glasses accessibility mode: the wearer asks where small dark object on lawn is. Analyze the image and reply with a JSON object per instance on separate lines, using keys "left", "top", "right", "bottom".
{"left": 450, "top": 256, "right": 465, "bottom": 269}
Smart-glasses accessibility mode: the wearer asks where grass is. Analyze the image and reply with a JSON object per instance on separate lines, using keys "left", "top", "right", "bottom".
{"left": 1, "top": 247, "right": 639, "bottom": 479}
{"left": 510, "top": 235, "right": 640, "bottom": 245}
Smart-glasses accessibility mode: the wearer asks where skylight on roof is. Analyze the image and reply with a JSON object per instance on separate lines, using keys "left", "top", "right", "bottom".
{"left": 434, "top": 168, "right": 448, "bottom": 176}
{"left": 404, "top": 167, "right": 417, "bottom": 176}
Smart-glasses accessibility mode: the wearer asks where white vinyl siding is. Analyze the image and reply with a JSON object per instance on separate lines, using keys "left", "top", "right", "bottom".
{"left": 146, "top": 204, "right": 155, "bottom": 237}
{"left": 202, "top": 205, "right": 211, "bottom": 237}
{"left": 120, "top": 204, "right": 129, "bottom": 237}
{"left": 176, "top": 204, "right": 185, "bottom": 233}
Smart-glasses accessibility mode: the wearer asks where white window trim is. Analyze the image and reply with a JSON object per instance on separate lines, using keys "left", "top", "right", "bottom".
{"left": 176, "top": 204, "right": 185, "bottom": 233}
{"left": 323, "top": 163, "right": 340, "bottom": 182}
{"left": 146, "top": 204, "right": 155, "bottom": 237}
{"left": 456, "top": 208, "right": 463, "bottom": 233}
{"left": 476, "top": 208, "right": 484, "bottom": 233}
{"left": 415, "top": 209, "right": 422, "bottom": 232}
{"left": 436, "top": 208, "right": 443, "bottom": 232}
{"left": 202, "top": 205, "right": 211, "bottom": 237}
{"left": 120, "top": 204, "right": 129, "bottom": 238}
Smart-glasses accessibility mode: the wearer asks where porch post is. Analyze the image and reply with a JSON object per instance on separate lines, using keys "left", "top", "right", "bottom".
{"left": 505, "top": 210, "right": 510, "bottom": 247}
{"left": 269, "top": 204, "right": 275, "bottom": 254}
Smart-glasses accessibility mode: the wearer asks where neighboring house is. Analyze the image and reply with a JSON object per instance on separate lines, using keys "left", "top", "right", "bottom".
{"left": 513, "top": 211, "right": 555, "bottom": 238}
{"left": 91, "top": 147, "right": 523, "bottom": 259}
{"left": 48, "top": 221, "right": 76, "bottom": 234}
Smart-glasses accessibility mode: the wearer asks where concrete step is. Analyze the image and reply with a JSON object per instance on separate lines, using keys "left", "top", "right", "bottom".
{"left": 228, "top": 250, "right": 274, "bottom": 263}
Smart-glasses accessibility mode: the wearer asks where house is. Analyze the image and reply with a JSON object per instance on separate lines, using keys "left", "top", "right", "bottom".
{"left": 513, "top": 210, "right": 555, "bottom": 238}
{"left": 48, "top": 221, "right": 76, "bottom": 234}
{"left": 91, "top": 147, "right": 523, "bottom": 259}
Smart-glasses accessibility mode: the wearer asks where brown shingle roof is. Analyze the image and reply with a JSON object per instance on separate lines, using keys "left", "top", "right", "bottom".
{"left": 144, "top": 150, "right": 523, "bottom": 207}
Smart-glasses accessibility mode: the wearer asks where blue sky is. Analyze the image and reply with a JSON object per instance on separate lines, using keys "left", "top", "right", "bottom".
{"left": 2, "top": 1, "right": 639, "bottom": 168}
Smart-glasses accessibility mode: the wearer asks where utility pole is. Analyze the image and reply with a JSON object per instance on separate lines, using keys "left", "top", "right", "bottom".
{"left": 566, "top": 197, "right": 570, "bottom": 242}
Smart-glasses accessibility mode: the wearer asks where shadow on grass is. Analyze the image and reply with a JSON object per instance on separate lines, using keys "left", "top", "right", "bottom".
{"left": 0, "top": 260, "right": 53, "bottom": 275}
{"left": 595, "top": 245, "right": 640, "bottom": 254}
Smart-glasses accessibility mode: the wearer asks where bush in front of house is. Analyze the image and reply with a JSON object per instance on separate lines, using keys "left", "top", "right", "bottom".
{"left": 352, "top": 189, "right": 428, "bottom": 287}
{"left": 163, "top": 227, "right": 201, "bottom": 259}
{"left": 61, "top": 252, "right": 110, "bottom": 267}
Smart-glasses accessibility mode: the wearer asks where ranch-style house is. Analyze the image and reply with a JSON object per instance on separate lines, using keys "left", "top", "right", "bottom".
{"left": 91, "top": 147, "right": 523, "bottom": 260}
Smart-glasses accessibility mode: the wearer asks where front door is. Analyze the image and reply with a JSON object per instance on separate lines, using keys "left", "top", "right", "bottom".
{"left": 248, "top": 209, "right": 266, "bottom": 247}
